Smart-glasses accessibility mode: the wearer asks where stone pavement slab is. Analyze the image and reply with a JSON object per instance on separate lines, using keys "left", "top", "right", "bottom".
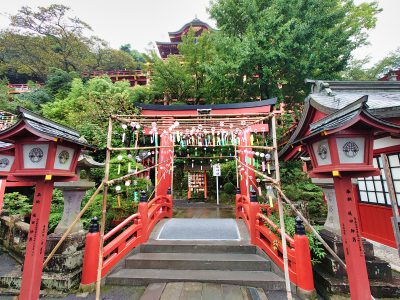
{"left": 157, "top": 218, "right": 240, "bottom": 240}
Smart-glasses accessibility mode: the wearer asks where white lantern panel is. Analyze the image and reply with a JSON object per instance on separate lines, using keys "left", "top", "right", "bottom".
{"left": 54, "top": 145, "right": 75, "bottom": 170}
{"left": 312, "top": 139, "right": 332, "bottom": 166}
{"left": 23, "top": 144, "right": 49, "bottom": 169}
{"left": 0, "top": 154, "right": 15, "bottom": 172}
{"left": 337, "top": 137, "right": 365, "bottom": 164}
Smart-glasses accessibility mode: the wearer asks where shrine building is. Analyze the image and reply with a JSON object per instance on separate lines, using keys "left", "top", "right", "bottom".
{"left": 156, "top": 18, "right": 213, "bottom": 59}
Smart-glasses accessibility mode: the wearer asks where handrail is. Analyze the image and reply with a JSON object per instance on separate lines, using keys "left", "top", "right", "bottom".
{"left": 235, "top": 192, "right": 314, "bottom": 293}
{"left": 257, "top": 213, "right": 295, "bottom": 247}
{"left": 80, "top": 193, "right": 173, "bottom": 282}
{"left": 103, "top": 213, "right": 140, "bottom": 242}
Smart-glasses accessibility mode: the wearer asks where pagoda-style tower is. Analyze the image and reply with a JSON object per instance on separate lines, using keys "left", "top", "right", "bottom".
{"left": 156, "top": 18, "right": 213, "bottom": 59}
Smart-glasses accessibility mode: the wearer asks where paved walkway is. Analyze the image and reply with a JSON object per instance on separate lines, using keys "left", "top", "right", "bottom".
{"left": 157, "top": 218, "right": 240, "bottom": 240}
{"left": 172, "top": 200, "right": 235, "bottom": 219}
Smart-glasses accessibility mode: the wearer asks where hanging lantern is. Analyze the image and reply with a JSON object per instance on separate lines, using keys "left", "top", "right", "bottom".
{"left": 256, "top": 178, "right": 262, "bottom": 195}
{"left": 266, "top": 185, "right": 276, "bottom": 208}
{"left": 117, "top": 155, "right": 123, "bottom": 174}
{"left": 265, "top": 153, "right": 271, "bottom": 174}
{"left": 121, "top": 124, "right": 127, "bottom": 143}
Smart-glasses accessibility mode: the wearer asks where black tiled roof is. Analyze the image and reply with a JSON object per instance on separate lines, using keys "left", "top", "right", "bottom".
{"left": 279, "top": 80, "right": 400, "bottom": 158}
{"left": 168, "top": 18, "right": 213, "bottom": 36}
{"left": 0, "top": 107, "right": 95, "bottom": 149}
{"left": 136, "top": 98, "right": 277, "bottom": 111}
{"left": 294, "top": 96, "right": 400, "bottom": 144}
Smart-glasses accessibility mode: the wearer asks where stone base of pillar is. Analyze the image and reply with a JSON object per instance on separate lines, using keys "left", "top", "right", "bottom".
{"left": 44, "top": 231, "right": 85, "bottom": 273}
{"left": 314, "top": 229, "right": 400, "bottom": 299}
{"left": 0, "top": 230, "right": 85, "bottom": 293}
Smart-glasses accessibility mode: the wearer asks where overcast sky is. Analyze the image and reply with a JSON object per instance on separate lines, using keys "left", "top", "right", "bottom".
{"left": 0, "top": 0, "right": 399, "bottom": 66}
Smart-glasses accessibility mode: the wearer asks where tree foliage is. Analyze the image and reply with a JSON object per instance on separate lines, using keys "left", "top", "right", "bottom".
{"left": 342, "top": 47, "right": 400, "bottom": 80}
{"left": 41, "top": 76, "right": 138, "bottom": 147}
{"left": 209, "top": 0, "right": 381, "bottom": 102}
{"left": 0, "top": 4, "right": 138, "bottom": 81}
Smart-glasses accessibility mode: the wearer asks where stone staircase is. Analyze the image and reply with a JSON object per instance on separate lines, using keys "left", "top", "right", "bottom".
{"left": 106, "top": 241, "right": 285, "bottom": 291}
{"left": 106, "top": 219, "right": 286, "bottom": 296}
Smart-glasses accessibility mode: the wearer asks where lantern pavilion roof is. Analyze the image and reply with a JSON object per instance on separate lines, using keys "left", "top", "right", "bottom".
{"left": 294, "top": 96, "right": 400, "bottom": 144}
{"left": 279, "top": 80, "right": 400, "bottom": 160}
{"left": 0, "top": 107, "right": 95, "bottom": 150}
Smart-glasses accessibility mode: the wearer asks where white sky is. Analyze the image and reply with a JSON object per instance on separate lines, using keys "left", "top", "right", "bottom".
{"left": 0, "top": 0, "right": 399, "bottom": 66}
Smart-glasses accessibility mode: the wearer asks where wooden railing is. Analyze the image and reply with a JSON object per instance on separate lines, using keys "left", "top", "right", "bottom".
{"left": 235, "top": 192, "right": 314, "bottom": 293}
{"left": 80, "top": 193, "right": 172, "bottom": 286}
{"left": 7, "top": 84, "right": 43, "bottom": 94}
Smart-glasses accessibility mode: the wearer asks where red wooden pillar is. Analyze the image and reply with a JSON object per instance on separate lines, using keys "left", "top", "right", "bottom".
{"left": 19, "top": 180, "right": 54, "bottom": 300}
{"left": 156, "top": 133, "right": 173, "bottom": 196}
{"left": 203, "top": 171, "right": 207, "bottom": 200}
{"left": 248, "top": 191, "right": 260, "bottom": 244}
{"left": 139, "top": 191, "right": 149, "bottom": 241}
{"left": 238, "top": 131, "right": 255, "bottom": 197}
{"left": 235, "top": 188, "right": 241, "bottom": 219}
{"left": 333, "top": 176, "right": 371, "bottom": 300}
{"left": 0, "top": 178, "right": 6, "bottom": 213}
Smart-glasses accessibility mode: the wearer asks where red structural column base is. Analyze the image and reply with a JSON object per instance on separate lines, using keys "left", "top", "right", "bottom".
{"left": 333, "top": 176, "right": 371, "bottom": 300}
{"left": 19, "top": 180, "right": 54, "bottom": 300}
{"left": 80, "top": 218, "right": 100, "bottom": 290}
{"left": 248, "top": 192, "right": 260, "bottom": 244}
{"left": 138, "top": 195, "right": 149, "bottom": 242}
{"left": 294, "top": 218, "right": 315, "bottom": 294}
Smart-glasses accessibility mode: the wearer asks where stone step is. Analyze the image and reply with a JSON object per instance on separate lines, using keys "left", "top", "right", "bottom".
{"left": 126, "top": 253, "right": 271, "bottom": 271}
{"left": 140, "top": 242, "right": 256, "bottom": 254}
{"left": 107, "top": 269, "right": 285, "bottom": 291}
{"left": 139, "top": 282, "right": 270, "bottom": 300}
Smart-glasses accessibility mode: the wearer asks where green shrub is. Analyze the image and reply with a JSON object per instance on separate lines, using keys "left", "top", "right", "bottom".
{"left": 268, "top": 212, "right": 326, "bottom": 265}
{"left": 223, "top": 182, "right": 236, "bottom": 194}
{"left": 3, "top": 192, "right": 32, "bottom": 216}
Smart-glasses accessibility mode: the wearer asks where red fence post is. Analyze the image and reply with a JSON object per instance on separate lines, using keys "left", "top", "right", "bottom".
{"left": 167, "top": 187, "right": 173, "bottom": 218}
{"left": 139, "top": 190, "right": 149, "bottom": 241}
{"left": 80, "top": 217, "right": 101, "bottom": 291}
{"left": 235, "top": 188, "right": 241, "bottom": 219}
{"left": 294, "top": 216, "right": 316, "bottom": 297}
{"left": 249, "top": 191, "right": 260, "bottom": 244}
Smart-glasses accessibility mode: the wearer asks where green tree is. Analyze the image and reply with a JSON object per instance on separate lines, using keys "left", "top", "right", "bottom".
{"left": 41, "top": 76, "right": 138, "bottom": 147}
{"left": 148, "top": 53, "right": 193, "bottom": 103}
{"left": 209, "top": 0, "right": 381, "bottom": 103}
{"left": 9, "top": 4, "right": 94, "bottom": 73}
{"left": 342, "top": 47, "right": 400, "bottom": 80}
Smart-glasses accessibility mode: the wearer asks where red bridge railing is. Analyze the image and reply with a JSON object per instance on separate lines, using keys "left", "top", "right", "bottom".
{"left": 236, "top": 191, "right": 314, "bottom": 294}
{"left": 80, "top": 192, "right": 172, "bottom": 287}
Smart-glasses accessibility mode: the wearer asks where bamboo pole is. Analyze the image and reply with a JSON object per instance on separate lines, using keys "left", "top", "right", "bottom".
{"left": 110, "top": 145, "right": 275, "bottom": 151}
{"left": 42, "top": 182, "right": 104, "bottom": 268}
{"left": 236, "top": 159, "right": 277, "bottom": 185}
{"left": 107, "top": 159, "right": 171, "bottom": 186}
{"left": 274, "top": 185, "right": 347, "bottom": 269}
{"left": 109, "top": 145, "right": 171, "bottom": 151}
{"left": 272, "top": 113, "right": 293, "bottom": 300}
{"left": 235, "top": 144, "right": 239, "bottom": 188}
{"left": 95, "top": 118, "right": 113, "bottom": 300}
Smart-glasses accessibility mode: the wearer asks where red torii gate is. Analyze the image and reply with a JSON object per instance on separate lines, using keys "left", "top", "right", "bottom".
{"left": 135, "top": 99, "right": 276, "bottom": 196}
